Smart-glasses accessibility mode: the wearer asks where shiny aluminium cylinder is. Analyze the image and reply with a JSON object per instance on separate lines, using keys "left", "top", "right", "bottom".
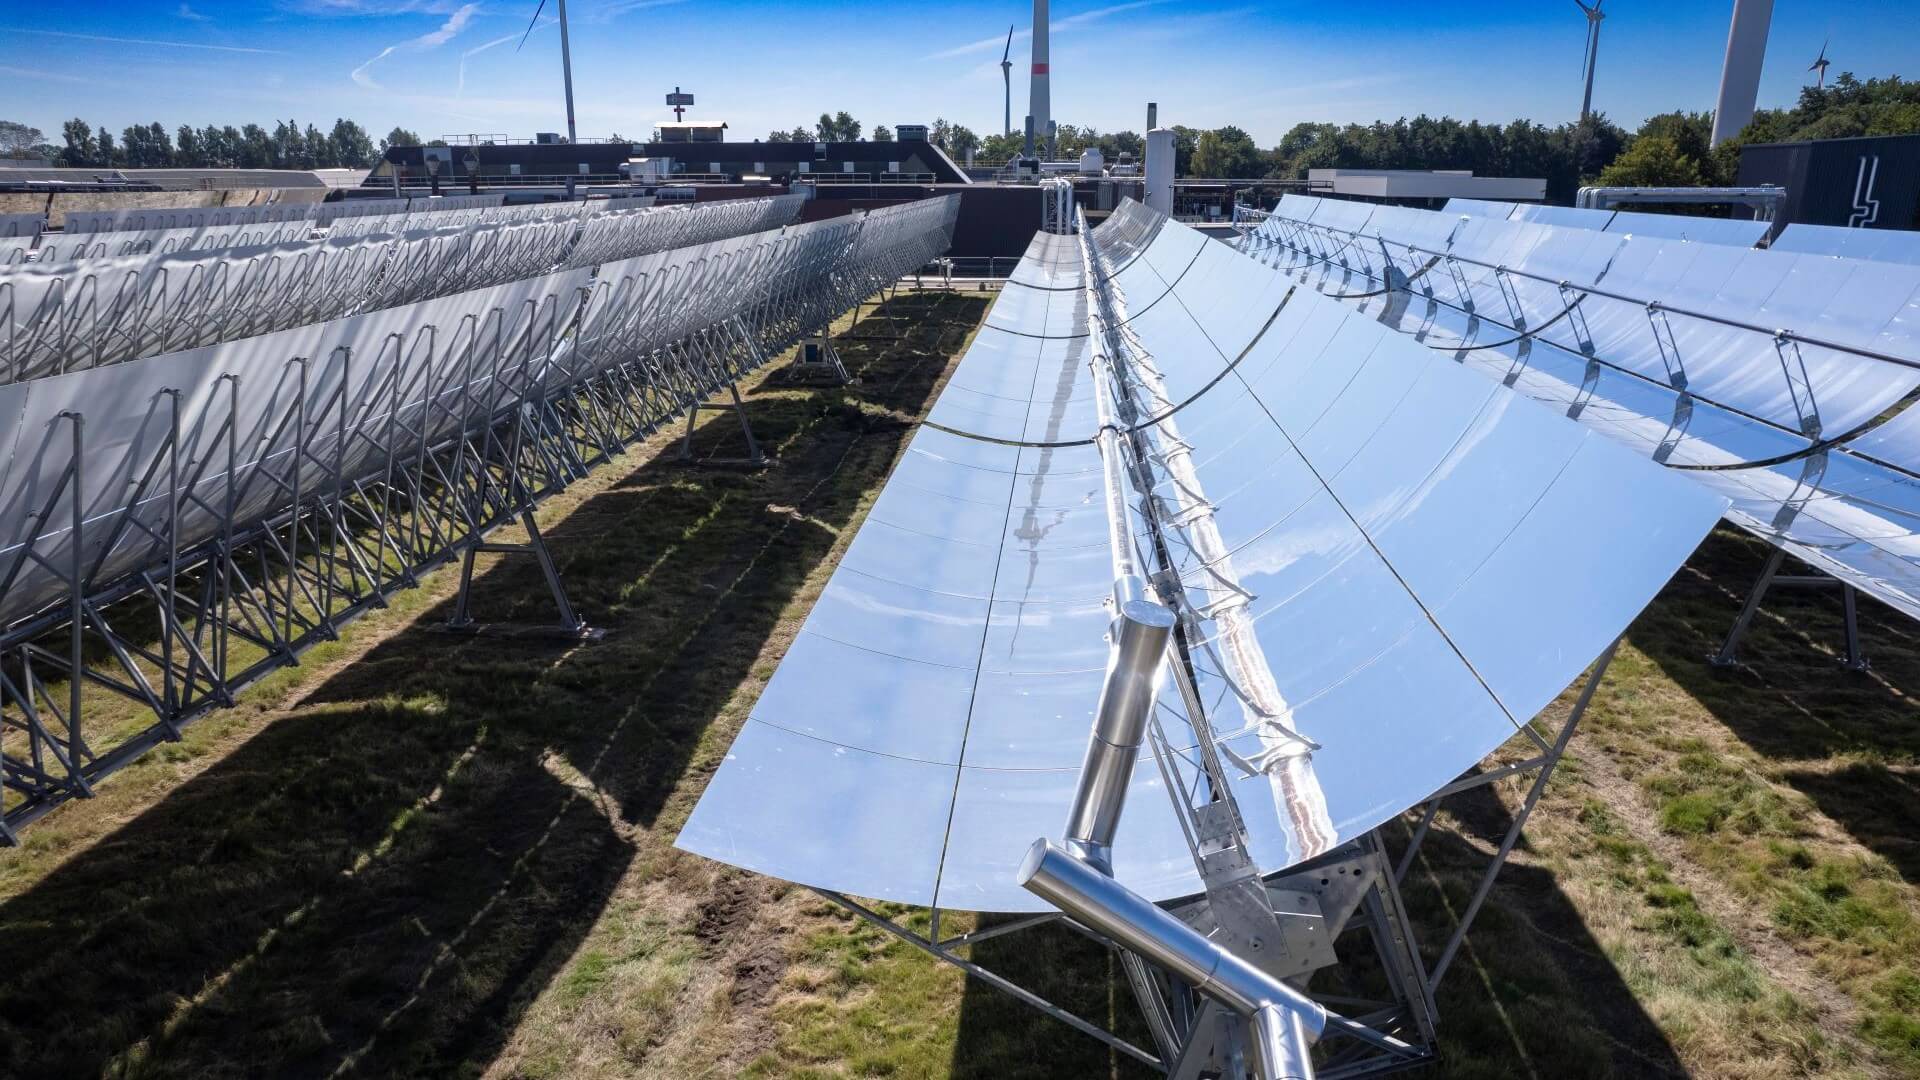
{"left": 1060, "top": 219, "right": 1174, "bottom": 871}
{"left": 1019, "top": 839, "right": 1325, "bottom": 1079}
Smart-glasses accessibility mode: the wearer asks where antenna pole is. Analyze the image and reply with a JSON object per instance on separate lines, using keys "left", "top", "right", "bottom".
{"left": 557, "top": 0, "right": 578, "bottom": 142}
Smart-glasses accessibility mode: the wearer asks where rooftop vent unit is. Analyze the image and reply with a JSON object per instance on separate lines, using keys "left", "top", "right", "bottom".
{"left": 535, "top": 132, "right": 562, "bottom": 145}
{"left": 896, "top": 124, "right": 929, "bottom": 142}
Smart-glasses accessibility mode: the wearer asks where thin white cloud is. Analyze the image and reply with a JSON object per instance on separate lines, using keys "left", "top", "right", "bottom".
{"left": 178, "top": 3, "right": 212, "bottom": 22}
{"left": 926, "top": 0, "right": 1165, "bottom": 60}
{"left": 456, "top": 29, "right": 528, "bottom": 97}
{"left": 588, "top": 0, "right": 689, "bottom": 22}
{"left": 0, "top": 64, "right": 89, "bottom": 84}
{"left": 351, "top": 2, "right": 479, "bottom": 90}
{"left": 2, "top": 27, "right": 281, "bottom": 53}
{"left": 285, "top": 0, "right": 469, "bottom": 15}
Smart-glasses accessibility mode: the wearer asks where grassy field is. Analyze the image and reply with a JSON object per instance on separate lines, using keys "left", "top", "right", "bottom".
{"left": 2, "top": 290, "right": 1918, "bottom": 1079}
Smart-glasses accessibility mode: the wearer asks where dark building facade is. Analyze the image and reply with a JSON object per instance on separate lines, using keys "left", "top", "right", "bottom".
{"left": 1739, "top": 133, "right": 1920, "bottom": 234}
{"left": 371, "top": 135, "right": 970, "bottom": 188}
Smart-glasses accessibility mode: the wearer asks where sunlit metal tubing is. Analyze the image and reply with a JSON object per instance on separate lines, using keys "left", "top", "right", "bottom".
{"left": 1018, "top": 839, "right": 1325, "bottom": 1079}
{"left": 1060, "top": 597, "right": 1175, "bottom": 871}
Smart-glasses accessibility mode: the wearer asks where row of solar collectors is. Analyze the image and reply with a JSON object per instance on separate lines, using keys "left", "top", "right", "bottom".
{"left": 676, "top": 202, "right": 1725, "bottom": 913}
{"left": 1771, "top": 222, "right": 1920, "bottom": 265}
{"left": 1442, "top": 197, "right": 1775, "bottom": 248}
{"left": 59, "top": 193, "right": 511, "bottom": 234}
{"left": 0, "top": 213, "right": 45, "bottom": 239}
{"left": 1250, "top": 194, "right": 1920, "bottom": 621}
{"left": 0, "top": 196, "right": 960, "bottom": 632}
{"left": 0, "top": 195, "right": 804, "bottom": 386}
{"left": 1446, "top": 197, "right": 1920, "bottom": 266}
{"left": 0, "top": 191, "right": 660, "bottom": 265}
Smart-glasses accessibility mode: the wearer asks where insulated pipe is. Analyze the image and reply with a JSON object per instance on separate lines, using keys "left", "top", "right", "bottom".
{"left": 1145, "top": 129, "right": 1174, "bottom": 216}
{"left": 1018, "top": 840, "right": 1328, "bottom": 1034}
{"left": 1059, "top": 597, "right": 1174, "bottom": 871}
{"left": 1249, "top": 1004, "right": 1317, "bottom": 1080}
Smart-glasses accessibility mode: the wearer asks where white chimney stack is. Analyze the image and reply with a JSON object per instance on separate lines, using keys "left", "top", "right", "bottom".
{"left": 1710, "top": 0, "right": 1774, "bottom": 146}
{"left": 1030, "top": 0, "right": 1052, "bottom": 160}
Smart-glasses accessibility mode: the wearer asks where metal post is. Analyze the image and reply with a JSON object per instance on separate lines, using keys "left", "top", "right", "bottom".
{"left": 1841, "top": 585, "right": 1868, "bottom": 671}
{"left": 557, "top": 0, "right": 578, "bottom": 145}
{"left": 1710, "top": 547, "right": 1784, "bottom": 667}
{"left": 1427, "top": 638, "right": 1619, "bottom": 989}
{"left": 61, "top": 412, "right": 91, "bottom": 796}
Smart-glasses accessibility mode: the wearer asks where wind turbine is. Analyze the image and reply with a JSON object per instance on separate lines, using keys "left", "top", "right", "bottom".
{"left": 1000, "top": 25, "right": 1014, "bottom": 137}
{"left": 1809, "top": 38, "right": 1831, "bottom": 89}
{"left": 517, "top": 0, "right": 577, "bottom": 143}
{"left": 1574, "top": 0, "right": 1605, "bottom": 123}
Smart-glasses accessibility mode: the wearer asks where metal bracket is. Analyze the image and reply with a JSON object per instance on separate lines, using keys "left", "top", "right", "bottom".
{"left": 443, "top": 507, "right": 603, "bottom": 641}
{"left": 680, "top": 383, "right": 770, "bottom": 467}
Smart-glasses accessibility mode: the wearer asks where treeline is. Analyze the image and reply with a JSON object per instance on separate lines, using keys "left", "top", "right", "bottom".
{"left": 777, "top": 74, "right": 1916, "bottom": 204}
{"left": 12, "top": 74, "right": 1915, "bottom": 185}
{"left": 1, "top": 118, "right": 432, "bottom": 171}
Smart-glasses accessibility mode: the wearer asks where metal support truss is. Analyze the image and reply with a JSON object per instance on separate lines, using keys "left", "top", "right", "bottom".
{"left": 2, "top": 196, "right": 963, "bottom": 840}
{"left": 884, "top": 637, "right": 1616, "bottom": 1079}
{"left": 1709, "top": 548, "right": 1869, "bottom": 670}
{"left": 780, "top": 328, "right": 852, "bottom": 386}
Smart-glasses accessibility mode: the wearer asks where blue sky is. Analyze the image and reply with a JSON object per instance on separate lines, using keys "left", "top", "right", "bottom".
{"left": 4, "top": 0, "right": 1917, "bottom": 148}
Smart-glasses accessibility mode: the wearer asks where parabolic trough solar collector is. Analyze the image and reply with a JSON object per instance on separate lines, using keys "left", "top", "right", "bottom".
{"left": 677, "top": 202, "right": 1728, "bottom": 912}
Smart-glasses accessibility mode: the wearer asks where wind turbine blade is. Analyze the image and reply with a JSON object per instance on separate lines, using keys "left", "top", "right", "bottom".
{"left": 516, "top": 0, "right": 548, "bottom": 52}
{"left": 1002, "top": 24, "right": 1013, "bottom": 63}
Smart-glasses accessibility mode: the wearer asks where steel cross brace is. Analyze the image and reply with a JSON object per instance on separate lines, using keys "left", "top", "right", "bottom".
{"left": 1709, "top": 547, "right": 1870, "bottom": 671}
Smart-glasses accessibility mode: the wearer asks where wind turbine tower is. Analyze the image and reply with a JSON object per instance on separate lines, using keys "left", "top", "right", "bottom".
{"left": 1710, "top": 0, "right": 1775, "bottom": 146}
{"left": 1030, "top": 0, "right": 1052, "bottom": 160}
{"left": 1574, "top": 0, "right": 1605, "bottom": 123}
{"left": 517, "top": 0, "right": 577, "bottom": 143}
{"left": 1000, "top": 25, "right": 1014, "bottom": 137}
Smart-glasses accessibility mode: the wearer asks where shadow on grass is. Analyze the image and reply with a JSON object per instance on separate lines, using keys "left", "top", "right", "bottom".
{"left": 951, "top": 917, "right": 1159, "bottom": 1080}
{"left": 948, "top": 769, "right": 1686, "bottom": 1079}
{"left": 0, "top": 293, "right": 988, "bottom": 1079}
{"left": 1390, "top": 775, "right": 1688, "bottom": 1079}
{"left": 1626, "top": 525, "right": 1920, "bottom": 883}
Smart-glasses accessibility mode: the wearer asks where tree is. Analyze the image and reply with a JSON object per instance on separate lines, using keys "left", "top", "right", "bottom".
{"left": 239, "top": 123, "right": 272, "bottom": 168}
{"left": 381, "top": 127, "right": 421, "bottom": 153}
{"left": 1595, "top": 135, "right": 1703, "bottom": 187}
{"left": 59, "top": 118, "right": 95, "bottom": 166}
{"left": 946, "top": 123, "right": 979, "bottom": 157}
{"left": 0, "top": 120, "right": 43, "bottom": 158}
{"left": 1191, "top": 125, "right": 1261, "bottom": 177}
{"left": 301, "top": 123, "right": 330, "bottom": 168}
{"left": 177, "top": 125, "right": 206, "bottom": 166}
{"left": 979, "top": 131, "right": 1022, "bottom": 161}
{"left": 329, "top": 119, "right": 376, "bottom": 168}
{"left": 872, "top": 125, "right": 893, "bottom": 142}
{"left": 95, "top": 126, "right": 119, "bottom": 167}
{"left": 813, "top": 112, "right": 861, "bottom": 142}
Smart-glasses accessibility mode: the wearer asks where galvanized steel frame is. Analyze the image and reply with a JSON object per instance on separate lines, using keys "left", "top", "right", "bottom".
{"left": 0, "top": 196, "right": 959, "bottom": 841}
